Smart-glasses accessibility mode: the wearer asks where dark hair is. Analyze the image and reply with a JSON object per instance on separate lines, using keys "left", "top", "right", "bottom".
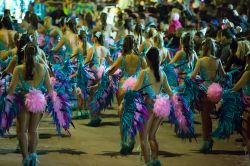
{"left": 202, "top": 38, "right": 216, "bottom": 56}
{"left": 100, "top": 12, "right": 107, "bottom": 31}
{"left": 4, "top": 9, "right": 10, "bottom": 16}
{"left": 85, "top": 12, "right": 93, "bottom": 29}
{"left": 66, "top": 18, "right": 77, "bottom": 34}
{"left": 181, "top": 33, "right": 194, "bottom": 62}
{"left": 124, "top": 18, "right": 133, "bottom": 32}
{"left": 146, "top": 47, "right": 160, "bottom": 82}
{"left": 79, "top": 29, "right": 88, "bottom": 56}
{"left": 29, "top": 13, "right": 39, "bottom": 30}
{"left": 134, "top": 23, "right": 144, "bottom": 48}
{"left": 123, "top": 35, "right": 135, "bottom": 55}
{"left": 24, "top": 42, "right": 37, "bottom": 80}
{"left": 24, "top": 11, "right": 31, "bottom": 23}
{"left": 58, "top": 16, "right": 66, "bottom": 27}
{"left": 93, "top": 31, "right": 104, "bottom": 46}
{"left": 17, "top": 34, "right": 31, "bottom": 65}
{"left": 1, "top": 16, "right": 13, "bottom": 30}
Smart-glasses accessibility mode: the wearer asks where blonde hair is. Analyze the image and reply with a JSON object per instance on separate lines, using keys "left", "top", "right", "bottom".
{"left": 236, "top": 40, "right": 250, "bottom": 59}
{"left": 154, "top": 34, "right": 164, "bottom": 49}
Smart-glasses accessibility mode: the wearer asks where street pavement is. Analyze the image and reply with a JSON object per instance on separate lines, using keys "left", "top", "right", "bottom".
{"left": 0, "top": 107, "right": 249, "bottom": 166}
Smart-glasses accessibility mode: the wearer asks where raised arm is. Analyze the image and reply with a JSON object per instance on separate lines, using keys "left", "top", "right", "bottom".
{"left": 169, "top": 50, "right": 182, "bottom": 64}
{"left": 4, "top": 55, "right": 17, "bottom": 74}
{"left": 8, "top": 66, "right": 20, "bottom": 95}
{"left": 232, "top": 71, "right": 250, "bottom": 92}
{"left": 107, "top": 56, "right": 122, "bottom": 75}
{"left": 133, "top": 70, "right": 145, "bottom": 91}
{"left": 163, "top": 72, "right": 173, "bottom": 96}
{"left": 53, "top": 36, "right": 65, "bottom": 53}
{"left": 44, "top": 67, "right": 52, "bottom": 93}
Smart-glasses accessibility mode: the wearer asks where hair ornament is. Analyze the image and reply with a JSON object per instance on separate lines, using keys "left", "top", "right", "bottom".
{"left": 95, "top": 31, "right": 102, "bottom": 38}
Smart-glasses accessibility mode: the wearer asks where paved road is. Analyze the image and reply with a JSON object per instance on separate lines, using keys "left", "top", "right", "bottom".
{"left": 0, "top": 108, "right": 249, "bottom": 166}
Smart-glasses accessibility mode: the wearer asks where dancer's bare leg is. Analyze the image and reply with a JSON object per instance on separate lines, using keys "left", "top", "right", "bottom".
{"left": 17, "top": 109, "right": 30, "bottom": 158}
{"left": 28, "top": 113, "right": 42, "bottom": 154}
{"left": 139, "top": 111, "right": 154, "bottom": 164}
{"left": 149, "top": 115, "right": 162, "bottom": 160}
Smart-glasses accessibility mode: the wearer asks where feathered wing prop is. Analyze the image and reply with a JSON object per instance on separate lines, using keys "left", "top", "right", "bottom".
{"left": 47, "top": 90, "right": 72, "bottom": 135}
{"left": 0, "top": 77, "right": 19, "bottom": 135}
{"left": 77, "top": 63, "right": 95, "bottom": 100}
{"left": 212, "top": 90, "right": 243, "bottom": 139}
{"left": 121, "top": 89, "right": 149, "bottom": 144}
{"left": 170, "top": 94, "right": 196, "bottom": 141}
{"left": 89, "top": 72, "right": 118, "bottom": 116}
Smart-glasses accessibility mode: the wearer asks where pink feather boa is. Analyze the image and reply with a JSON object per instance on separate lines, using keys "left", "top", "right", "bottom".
{"left": 25, "top": 90, "right": 47, "bottom": 113}
{"left": 171, "top": 94, "right": 188, "bottom": 133}
{"left": 122, "top": 77, "right": 137, "bottom": 92}
{"left": 49, "top": 91, "right": 65, "bottom": 127}
{"left": 153, "top": 95, "right": 171, "bottom": 118}
{"left": 207, "top": 83, "right": 223, "bottom": 103}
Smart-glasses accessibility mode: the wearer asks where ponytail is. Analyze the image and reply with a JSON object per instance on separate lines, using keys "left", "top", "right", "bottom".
{"left": 24, "top": 43, "right": 37, "bottom": 80}
{"left": 79, "top": 29, "right": 88, "bottom": 56}
{"left": 146, "top": 47, "right": 160, "bottom": 82}
{"left": 181, "top": 33, "right": 194, "bottom": 62}
{"left": 67, "top": 18, "right": 77, "bottom": 34}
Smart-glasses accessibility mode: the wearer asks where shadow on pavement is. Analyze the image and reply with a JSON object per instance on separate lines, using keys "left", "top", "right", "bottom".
{"left": 39, "top": 133, "right": 69, "bottom": 139}
{"left": 37, "top": 149, "right": 87, "bottom": 155}
{"left": 0, "top": 148, "right": 86, "bottom": 155}
{"left": 97, "top": 150, "right": 185, "bottom": 158}
{"left": 192, "top": 149, "right": 244, "bottom": 155}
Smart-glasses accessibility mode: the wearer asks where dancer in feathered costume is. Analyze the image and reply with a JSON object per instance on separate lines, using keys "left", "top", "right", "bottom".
{"left": 71, "top": 26, "right": 93, "bottom": 119}
{"left": 213, "top": 52, "right": 250, "bottom": 158}
{"left": 132, "top": 47, "right": 173, "bottom": 165}
{"left": 122, "top": 47, "right": 195, "bottom": 165}
{"left": 37, "top": 16, "right": 61, "bottom": 62}
{"left": 153, "top": 33, "right": 178, "bottom": 88}
{"left": 138, "top": 28, "right": 156, "bottom": 57}
{"left": 84, "top": 31, "right": 113, "bottom": 126}
{"left": 4, "top": 43, "right": 52, "bottom": 166}
{"left": 108, "top": 35, "right": 147, "bottom": 153}
{"left": 190, "top": 38, "right": 225, "bottom": 153}
{"left": 52, "top": 17, "right": 79, "bottom": 63}
{"left": 169, "top": 33, "right": 198, "bottom": 89}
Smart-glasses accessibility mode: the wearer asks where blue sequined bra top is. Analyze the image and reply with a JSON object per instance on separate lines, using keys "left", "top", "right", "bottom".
{"left": 16, "top": 66, "right": 46, "bottom": 93}
{"left": 121, "top": 56, "right": 142, "bottom": 79}
{"left": 176, "top": 51, "right": 194, "bottom": 74}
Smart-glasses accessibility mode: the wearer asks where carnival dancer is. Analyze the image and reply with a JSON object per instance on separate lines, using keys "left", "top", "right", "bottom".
{"left": 153, "top": 33, "right": 171, "bottom": 64}
{"left": 169, "top": 33, "right": 198, "bottom": 88}
{"left": 52, "top": 17, "right": 78, "bottom": 62}
{"left": 108, "top": 35, "right": 146, "bottom": 154}
{"left": 190, "top": 38, "right": 225, "bottom": 153}
{"left": 0, "top": 16, "right": 16, "bottom": 62}
{"left": 133, "top": 47, "right": 173, "bottom": 165}
{"left": 139, "top": 28, "right": 156, "bottom": 57}
{"left": 85, "top": 31, "right": 112, "bottom": 126}
{"left": 232, "top": 52, "right": 250, "bottom": 158}
{"left": 7, "top": 43, "right": 51, "bottom": 166}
